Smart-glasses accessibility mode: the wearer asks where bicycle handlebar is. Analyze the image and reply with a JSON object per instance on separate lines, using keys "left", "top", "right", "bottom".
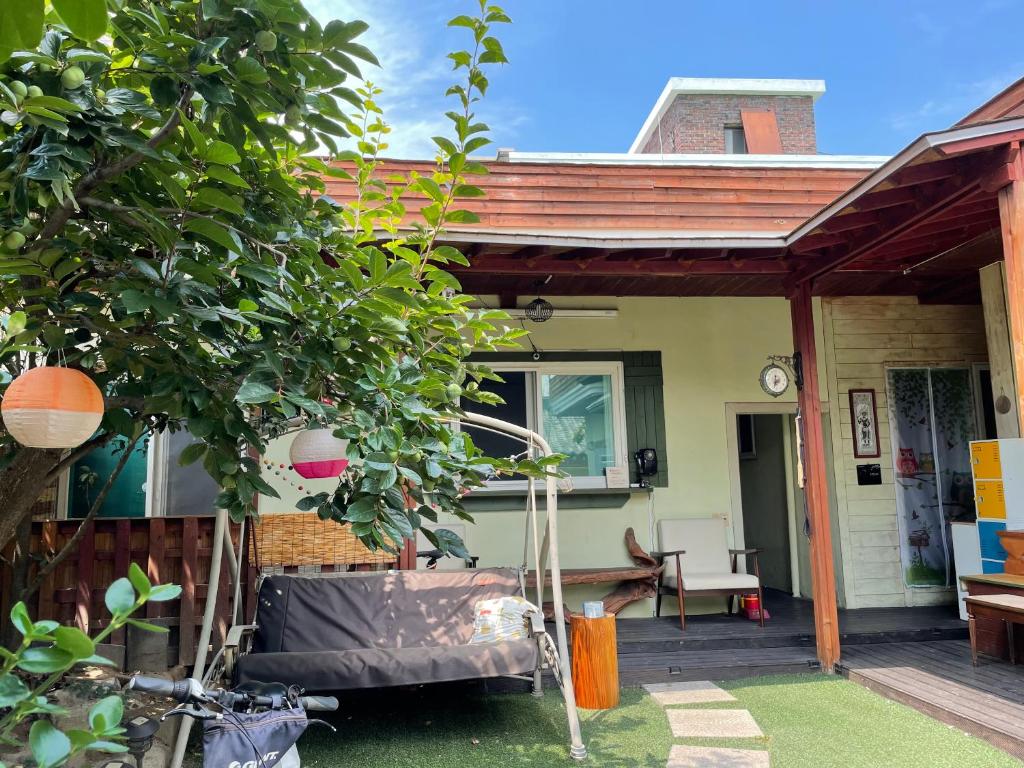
{"left": 298, "top": 695, "right": 339, "bottom": 712}
{"left": 126, "top": 676, "right": 338, "bottom": 713}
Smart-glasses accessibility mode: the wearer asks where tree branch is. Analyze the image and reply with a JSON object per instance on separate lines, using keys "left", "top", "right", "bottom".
{"left": 37, "top": 88, "right": 193, "bottom": 242}
{"left": 25, "top": 432, "right": 144, "bottom": 598}
{"left": 42, "top": 431, "right": 117, "bottom": 485}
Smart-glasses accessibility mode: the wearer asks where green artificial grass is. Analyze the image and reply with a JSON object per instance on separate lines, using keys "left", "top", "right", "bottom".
{"left": 296, "top": 684, "right": 672, "bottom": 767}
{"left": 184, "top": 674, "right": 1023, "bottom": 767}
{"left": 683, "top": 674, "right": 1022, "bottom": 768}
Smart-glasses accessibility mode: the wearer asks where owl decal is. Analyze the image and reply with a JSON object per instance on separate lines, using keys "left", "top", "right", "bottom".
{"left": 897, "top": 448, "right": 918, "bottom": 477}
{"left": 949, "top": 471, "right": 976, "bottom": 519}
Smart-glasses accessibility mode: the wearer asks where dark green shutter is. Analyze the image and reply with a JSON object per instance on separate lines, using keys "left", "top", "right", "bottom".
{"left": 471, "top": 350, "right": 669, "bottom": 487}
{"left": 622, "top": 352, "right": 668, "bottom": 487}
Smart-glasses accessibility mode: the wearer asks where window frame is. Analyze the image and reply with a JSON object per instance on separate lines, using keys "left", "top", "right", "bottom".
{"left": 471, "top": 360, "right": 629, "bottom": 491}
{"left": 724, "top": 124, "right": 748, "bottom": 154}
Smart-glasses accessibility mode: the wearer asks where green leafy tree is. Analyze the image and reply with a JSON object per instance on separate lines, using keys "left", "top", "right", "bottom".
{"left": 0, "top": 565, "right": 181, "bottom": 768}
{"left": 0, "top": 0, "right": 536, "bottom": 558}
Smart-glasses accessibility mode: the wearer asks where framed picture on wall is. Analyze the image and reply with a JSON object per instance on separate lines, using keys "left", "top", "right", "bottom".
{"left": 849, "top": 388, "right": 881, "bottom": 458}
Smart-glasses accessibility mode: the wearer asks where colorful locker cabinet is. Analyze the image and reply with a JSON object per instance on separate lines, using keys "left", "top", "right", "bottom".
{"left": 970, "top": 438, "right": 1024, "bottom": 573}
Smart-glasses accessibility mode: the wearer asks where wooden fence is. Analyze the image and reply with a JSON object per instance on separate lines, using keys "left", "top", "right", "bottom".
{"left": 1, "top": 515, "right": 415, "bottom": 670}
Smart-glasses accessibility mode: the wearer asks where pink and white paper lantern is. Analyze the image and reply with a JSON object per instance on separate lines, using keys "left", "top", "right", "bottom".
{"left": 289, "top": 428, "right": 350, "bottom": 479}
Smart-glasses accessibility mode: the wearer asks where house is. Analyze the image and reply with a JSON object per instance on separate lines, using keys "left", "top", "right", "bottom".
{"left": 17, "top": 75, "right": 1024, "bottom": 673}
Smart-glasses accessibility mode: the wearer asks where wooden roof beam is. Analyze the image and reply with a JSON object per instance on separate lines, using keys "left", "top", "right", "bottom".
{"left": 463, "top": 256, "right": 789, "bottom": 277}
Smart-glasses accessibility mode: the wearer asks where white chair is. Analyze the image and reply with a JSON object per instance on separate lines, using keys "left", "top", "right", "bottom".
{"left": 415, "top": 524, "right": 478, "bottom": 570}
{"left": 654, "top": 517, "right": 763, "bottom": 630}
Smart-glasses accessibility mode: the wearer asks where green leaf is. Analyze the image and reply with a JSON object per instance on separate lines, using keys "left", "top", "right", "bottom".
{"left": 127, "top": 562, "right": 151, "bottom": 599}
{"left": 88, "top": 694, "right": 123, "bottom": 734}
{"left": 10, "top": 601, "right": 32, "bottom": 636}
{"left": 29, "top": 720, "right": 71, "bottom": 768}
{"left": 0, "top": 0, "right": 43, "bottom": 63}
{"left": 104, "top": 578, "right": 136, "bottom": 615}
{"left": 5, "top": 310, "right": 27, "bottom": 337}
{"left": 235, "top": 381, "right": 276, "bottom": 403}
{"left": 53, "top": 0, "right": 108, "bottom": 41}
{"left": 66, "top": 47, "right": 111, "bottom": 63}
{"left": 54, "top": 626, "right": 95, "bottom": 660}
{"left": 18, "top": 646, "right": 74, "bottom": 674}
{"left": 204, "top": 141, "right": 241, "bottom": 166}
{"left": 0, "top": 672, "right": 29, "bottom": 707}
{"left": 232, "top": 57, "right": 268, "bottom": 85}
{"left": 147, "top": 584, "right": 182, "bottom": 602}
{"left": 178, "top": 441, "right": 207, "bottom": 466}
{"left": 184, "top": 218, "right": 241, "bottom": 254}
{"left": 194, "top": 187, "right": 244, "bottom": 216}
{"left": 205, "top": 165, "right": 250, "bottom": 188}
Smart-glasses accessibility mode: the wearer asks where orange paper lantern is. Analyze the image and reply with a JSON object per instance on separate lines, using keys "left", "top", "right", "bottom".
{"left": 1, "top": 367, "right": 104, "bottom": 448}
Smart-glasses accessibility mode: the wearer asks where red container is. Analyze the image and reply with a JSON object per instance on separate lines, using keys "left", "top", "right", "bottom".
{"left": 741, "top": 595, "right": 769, "bottom": 622}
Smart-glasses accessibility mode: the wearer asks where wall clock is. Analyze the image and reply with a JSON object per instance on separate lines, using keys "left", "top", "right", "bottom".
{"left": 759, "top": 363, "right": 790, "bottom": 397}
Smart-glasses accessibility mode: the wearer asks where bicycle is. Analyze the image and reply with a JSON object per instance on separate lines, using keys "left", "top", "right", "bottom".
{"left": 101, "top": 675, "right": 338, "bottom": 768}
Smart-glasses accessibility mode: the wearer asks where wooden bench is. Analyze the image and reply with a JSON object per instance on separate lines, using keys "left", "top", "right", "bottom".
{"left": 965, "top": 594, "right": 1024, "bottom": 666}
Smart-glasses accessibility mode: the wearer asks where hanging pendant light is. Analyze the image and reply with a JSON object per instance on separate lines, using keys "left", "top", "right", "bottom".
{"left": 1, "top": 367, "right": 104, "bottom": 448}
{"left": 525, "top": 297, "right": 554, "bottom": 322}
{"left": 289, "top": 428, "right": 350, "bottom": 479}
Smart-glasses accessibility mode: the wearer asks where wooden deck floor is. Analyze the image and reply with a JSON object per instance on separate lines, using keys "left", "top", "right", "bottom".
{"left": 610, "top": 590, "right": 966, "bottom": 684}
{"left": 840, "top": 640, "right": 1024, "bottom": 759}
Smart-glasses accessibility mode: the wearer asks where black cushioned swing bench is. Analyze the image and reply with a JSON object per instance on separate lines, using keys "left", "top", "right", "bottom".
{"left": 227, "top": 567, "right": 545, "bottom": 692}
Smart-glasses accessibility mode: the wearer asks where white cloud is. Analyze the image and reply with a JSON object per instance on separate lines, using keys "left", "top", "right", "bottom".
{"left": 302, "top": 0, "right": 526, "bottom": 158}
{"left": 889, "top": 66, "right": 1024, "bottom": 134}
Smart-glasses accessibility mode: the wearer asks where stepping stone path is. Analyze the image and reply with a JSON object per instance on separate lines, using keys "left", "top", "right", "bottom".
{"left": 644, "top": 681, "right": 770, "bottom": 767}
{"left": 667, "top": 745, "right": 769, "bottom": 768}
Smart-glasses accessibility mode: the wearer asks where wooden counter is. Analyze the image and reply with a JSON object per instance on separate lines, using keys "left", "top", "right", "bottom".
{"left": 961, "top": 573, "right": 1024, "bottom": 660}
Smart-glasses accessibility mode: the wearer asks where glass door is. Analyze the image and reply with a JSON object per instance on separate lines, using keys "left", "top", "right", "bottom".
{"left": 887, "top": 368, "right": 976, "bottom": 588}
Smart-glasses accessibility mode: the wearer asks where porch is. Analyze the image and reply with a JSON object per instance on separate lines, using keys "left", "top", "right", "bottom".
{"left": 607, "top": 589, "right": 966, "bottom": 685}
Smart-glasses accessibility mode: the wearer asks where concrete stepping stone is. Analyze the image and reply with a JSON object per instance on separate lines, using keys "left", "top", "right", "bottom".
{"left": 666, "top": 708, "right": 764, "bottom": 738}
{"left": 667, "top": 744, "right": 769, "bottom": 767}
{"left": 644, "top": 680, "right": 736, "bottom": 706}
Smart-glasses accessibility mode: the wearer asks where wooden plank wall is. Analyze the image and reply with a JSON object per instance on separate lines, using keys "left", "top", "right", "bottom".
{"left": 821, "top": 297, "right": 987, "bottom": 609}
{"left": 0, "top": 517, "right": 247, "bottom": 668}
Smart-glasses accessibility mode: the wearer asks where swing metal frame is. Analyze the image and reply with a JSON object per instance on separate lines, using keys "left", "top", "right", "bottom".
{"left": 170, "top": 411, "right": 587, "bottom": 766}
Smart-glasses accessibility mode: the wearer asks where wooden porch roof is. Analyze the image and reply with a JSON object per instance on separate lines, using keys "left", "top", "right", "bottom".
{"left": 319, "top": 82, "right": 1024, "bottom": 300}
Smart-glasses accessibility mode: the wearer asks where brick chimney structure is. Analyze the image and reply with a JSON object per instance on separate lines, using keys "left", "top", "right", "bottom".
{"left": 629, "top": 78, "right": 825, "bottom": 155}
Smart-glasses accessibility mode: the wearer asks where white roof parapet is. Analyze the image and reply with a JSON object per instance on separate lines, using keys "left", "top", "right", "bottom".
{"left": 628, "top": 77, "right": 827, "bottom": 154}
{"left": 498, "top": 151, "right": 888, "bottom": 170}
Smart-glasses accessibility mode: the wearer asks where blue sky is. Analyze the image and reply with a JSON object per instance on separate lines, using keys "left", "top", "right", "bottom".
{"left": 306, "top": 0, "right": 1024, "bottom": 159}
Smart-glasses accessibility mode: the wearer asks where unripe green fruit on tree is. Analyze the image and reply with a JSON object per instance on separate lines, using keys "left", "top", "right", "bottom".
{"left": 95, "top": 89, "right": 106, "bottom": 100}
{"left": 37, "top": 188, "right": 51, "bottom": 207}
{"left": 3, "top": 231, "right": 26, "bottom": 250}
{"left": 255, "top": 30, "right": 278, "bottom": 52}
{"left": 332, "top": 337, "right": 352, "bottom": 353}
{"left": 446, "top": 383, "right": 462, "bottom": 401}
{"left": 8, "top": 81, "right": 27, "bottom": 101}
{"left": 26, "top": 85, "right": 42, "bottom": 99}
{"left": 284, "top": 104, "right": 301, "bottom": 126}
{"left": 61, "top": 66, "right": 85, "bottom": 90}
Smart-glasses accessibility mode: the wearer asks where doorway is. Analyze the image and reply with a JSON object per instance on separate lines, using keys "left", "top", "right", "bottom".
{"left": 737, "top": 413, "right": 793, "bottom": 593}
{"left": 728, "top": 404, "right": 846, "bottom": 605}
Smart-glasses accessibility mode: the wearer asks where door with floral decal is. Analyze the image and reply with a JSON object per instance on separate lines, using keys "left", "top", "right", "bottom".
{"left": 887, "top": 368, "right": 976, "bottom": 588}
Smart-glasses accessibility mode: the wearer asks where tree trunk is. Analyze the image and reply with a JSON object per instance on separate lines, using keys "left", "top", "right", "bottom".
{"left": 3, "top": 516, "right": 33, "bottom": 648}
{"left": 0, "top": 448, "right": 62, "bottom": 550}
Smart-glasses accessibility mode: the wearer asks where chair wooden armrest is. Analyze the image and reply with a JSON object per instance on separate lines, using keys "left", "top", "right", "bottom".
{"left": 730, "top": 548, "right": 762, "bottom": 577}
{"left": 651, "top": 549, "right": 687, "bottom": 559}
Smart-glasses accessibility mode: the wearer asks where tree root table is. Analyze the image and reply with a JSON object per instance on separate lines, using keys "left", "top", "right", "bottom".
{"left": 527, "top": 528, "right": 662, "bottom": 621}
{"left": 570, "top": 612, "right": 619, "bottom": 709}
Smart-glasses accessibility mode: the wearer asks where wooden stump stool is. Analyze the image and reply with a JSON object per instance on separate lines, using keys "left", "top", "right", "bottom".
{"left": 570, "top": 612, "right": 619, "bottom": 709}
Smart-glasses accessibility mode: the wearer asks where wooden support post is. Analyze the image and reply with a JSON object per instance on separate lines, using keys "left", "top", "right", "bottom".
{"left": 997, "top": 156, "right": 1024, "bottom": 433}
{"left": 790, "top": 283, "right": 841, "bottom": 672}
